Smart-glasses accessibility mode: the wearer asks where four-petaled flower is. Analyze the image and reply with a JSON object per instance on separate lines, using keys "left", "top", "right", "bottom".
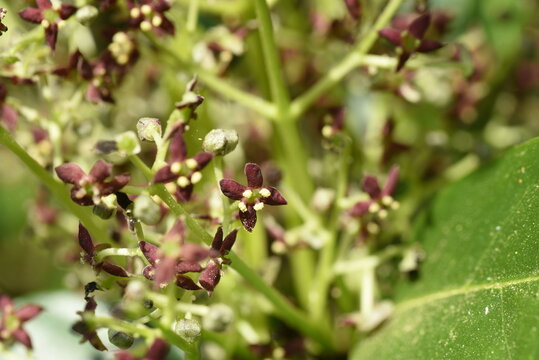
{"left": 220, "top": 163, "right": 287, "bottom": 232}
{"left": 153, "top": 127, "right": 213, "bottom": 202}
{"left": 379, "top": 13, "right": 443, "bottom": 71}
{"left": 127, "top": 0, "right": 175, "bottom": 35}
{"left": 349, "top": 166, "right": 400, "bottom": 218}
{"left": 0, "top": 295, "right": 42, "bottom": 349}
{"left": 18, "top": 0, "right": 77, "bottom": 50}
{"left": 55, "top": 160, "right": 130, "bottom": 206}
{"left": 115, "top": 338, "right": 169, "bottom": 360}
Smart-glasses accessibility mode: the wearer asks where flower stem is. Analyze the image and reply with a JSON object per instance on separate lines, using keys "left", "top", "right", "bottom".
{"left": 0, "top": 126, "right": 110, "bottom": 244}
{"left": 213, "top": 156, "right": 230, "bottom": 233}
{"left": 186, "top": 0, "right": 199, "bottom": 33}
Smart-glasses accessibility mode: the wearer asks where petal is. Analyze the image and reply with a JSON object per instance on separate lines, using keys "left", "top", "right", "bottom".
{"left": 18, "top": 8, "right": 44, "bottom": 23}
{"left": 175, "top": 185, "right": 193, "bottom": 202}
{"left": 44, "top": 22, "right": 58, "bottom": 51}
{"left": 181, "top": 243, "right": 210, "bottom": 262}
{"left": 101, "top": 174, "right": 130, "bottom": 194}
{"left": 244, "top": 163, "right": 263, "bottom": 188}
{"left": 143, "top": 265, "right": 156, "bottom": 280}
{"left": 37, "top": 0, "right": 52, "bottom": 9}
{"left": 199, "top": 260, "right": 221, "bottom": 293}
{"left": 239, "top": 206, "right": 257, "bottom": 232}
{"left": 262, "top": 187, "right": 287, "bottom": 206}
{"left": 78, "top": 223, "right": 95, "bottom": 256}
{"left": 139, "top": 241, "right": 159, "bottom": 265}
{"left": 12, "top": 328, "right": 33, "bottom": 349}
{"left": 55, "top": 163, "right": 86, "bottom": 184}
{"left": 379, "top": 28, "right": 402, "bottom": 46}
{"left": 89, "top": 160, "right": 112, "bottom": 182}
{"left": 147, "top": 338, "right": 169, "bottom": 360}
{"left": 220, "top": 229, "right": 238, "bottom": 254}
{"left": 219, "top": 179, "right": 247, "bottom": 200}
{"left": 101, "top": 262, "right": 129, "bottom": 277}
{"left": 70, "top": 188, "right": 94, "bottom": 206}
{"left": 1, "top": 105, "right": 18, "bottom": 132}
{"left": 417, "top": 39, "right": 444, "bottom": 53}
{"left": 192, "top": 152, "right": 213, "bottom": 170}
{"left": 408, "top": 13, "right": 430, "bottom": 39}
{"left": 0, "top": 294, "right": 14, "bottom": 313}
{"left": 175, "top": 261, "right": 204, "bottom": 274}
{"left": 176, "top": 275, "right": 201, "bottom": 290}
{"left": 211, "top": 227, "right": 223, "bottom": 251}
{"left": 362, "top": 175, "right": 382, "bottom": 199}
{"left": 58, "top": 4, "right": 77, "bottom": 19}
{"left": 348, "top": 201, "right": 372, "bottom": 217}
{"left": 169, "top": 129, "right": 187, "bottom": 161}
{"left": 154, "top": 165, "right": 177, "bottom": 183}
{"left": 382, "top": 166, "right": 400, "bottom": 197}
{"left": 396, "top": 52, "right": 411, "bottom": 72}
{"left": 154, "top": 256, "right": 177, "bottom": 286}
{"left": 15, "top": 305, "right": 43, "bottom": 322}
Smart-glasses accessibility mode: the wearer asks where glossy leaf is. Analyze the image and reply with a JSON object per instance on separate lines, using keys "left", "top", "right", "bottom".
{"left": 351, "top": 138, "right": 539, "bottom": 359}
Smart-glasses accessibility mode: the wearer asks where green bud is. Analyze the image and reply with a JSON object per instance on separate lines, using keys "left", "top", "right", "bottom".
{"left": 75, "top": 5, "right": 99, "bottom": 25}
{"left": 133, "top": 195, "right": 161, "bottom": 225}
{"left": 108, "top": 329, "right": 134, "bottom": 349}
{"left": 175, "top": 318, "right": 201, "bottom": 343}
{"left": 136, "top": 117, "right": 162, "bottom": 142}
{"left": 202, "top": 304, "right": 234, "bottom": 332}
{"left": 202, "top": 129, "right": 239, "bottom": 156}
{"left": 115, "top": 131, "right": 141, "bottom": 156}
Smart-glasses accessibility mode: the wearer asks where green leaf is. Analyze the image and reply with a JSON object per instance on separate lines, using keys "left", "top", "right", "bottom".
{"left": 351, "top": 138, "right": 539, "bottom": 359}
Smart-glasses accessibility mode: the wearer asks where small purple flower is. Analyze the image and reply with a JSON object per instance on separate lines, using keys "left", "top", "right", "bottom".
{"left": 153, "top": 127, "right": 213, "bottom": 202}
{"left": 127, "top": 0, "right": 175, "bottom": 36}
{"left": 115, "top": 338, "right": 169, "bottom": 360}
{"left": 379, "top": 13, "right": 444, "bottom": 71}
{"left": 55, "top": 160, "right": 130, "bottom": 206}
{"left": 220, "top": 163, "right": 287, "bottom": 232}
{"left": 18, "top": 0, "right": 77, "bottom": 50}
{"left": 349, "top": 166, "right": 400, "bottom": 217}
{"left": 0, "top": 295, "right": 42, "bottom": 349}
{"left": 72, "top": 296, "right": 107, "bottom": 351}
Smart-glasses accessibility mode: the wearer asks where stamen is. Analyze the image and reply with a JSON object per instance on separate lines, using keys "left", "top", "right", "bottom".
{"left": 140, "top": 21, "right": 152, "bottom": 32}
{"left": 185, "top": 158, "right": 198, "bottom": 170}
{"left": 238, "top": 202, "right": 248, "bottom": 213}
{"left": 242, "top": 189, "right": 253, "bottom": 199}
{"left": 259, "top": 188, "right": 271, "bottom": 198}
{"left": 140, "top": 4, "right": 152, "bottom": 15}
{"left": 368, "top": 203, "right": 380, "bottom": 213}
{"left": 190, "top": 171, "right": 202, "bottom": 184}
{"left": 253, "top": 202, "right": 264, "bottom": 211}
{"left": 177, "top": 176, "right": 190, "bottom": 188}
{"left": 170, "top": 162, "right": 182, "bottom": 174}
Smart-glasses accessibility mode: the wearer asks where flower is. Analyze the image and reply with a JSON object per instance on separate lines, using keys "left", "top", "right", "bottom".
{"left": 153, "top": 127, "right": 213, "bottom": 202}
{"left": 349, "top": 166, "right": 400, "bottom": 218}
{"left": 72, "top": 296, "right": 107, "bottom": 351}
{"left": 220, "top": 163, "right": 287, "bottom": 232}
{"left": 0, "top": 295, "right": 42, "bottom": 349}
{"left": 379, "top": 13, "right": 444, "bottom": 71}
{"left": 127, "top": 0, "right": 174, "bottom": 35}
{"left": 55, "top": 160, "right": 130, "bottom": 206}
{"left": 115, "top": 338, "right": 169, "bottom": 360}
{"left": 18, "top": 0, "right": 77, "bottom": 50}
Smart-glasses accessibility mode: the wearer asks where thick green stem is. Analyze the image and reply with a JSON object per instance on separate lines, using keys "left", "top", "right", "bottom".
{"left": 289, "top": 0, "right": 405, "bottom": 119}
{"left": 0, "top": 126, "right": 110, "bottom": 243}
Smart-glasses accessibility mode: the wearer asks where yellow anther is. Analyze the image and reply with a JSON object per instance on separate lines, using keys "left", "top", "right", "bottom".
{"left": 381, "top": 195, "right": 393, "bottom": 206}
{"left": 368, "top": 202, "right": 381, "bottom": 213}
{"left": 238, "top": 202, "right": 248, "bottom": 213}
{"left": 151, "top": 15, "right": 163, "bottom": 27}
{"left": 190, "top": 171, "right": 202, "bottom": 184}
{"left": 140, "top": 21, "right": 152, "bottom": 32}
{"left": 378, "top": 209, "right": 388, "bottom": 219}
{"left": 140, "top": 4, "right": 152, "bottom": 15}
{"left": 259, "top": 188, "right": 271, "bottom": 198}
{"left": 185, "top": 158, "right": 198, "bottom": 170}
{"left": 177, "top": 176, "right": 190, "bottom": 188}
{"left": 390, "top": 201, "right": 400, "bottom": 210}
{"left": 130, "top": 8, "right": 141, "bottom": 18}
{"left": 253, "top": 202, "right": 265, "bottom": 211}
{"left": 366, "top": 222, "right": 380, "bottom": 234}
{"left": 242, "top": 189, "right": 253, "bottom": 198}
{"left": 41, "top": 19, "right": 50, "bottom": 28}
{"left": 170, "top": 162, "right": 182, "bottom": 174}
{"left": 321, "top": 125, "right": 333, "bottom": 138}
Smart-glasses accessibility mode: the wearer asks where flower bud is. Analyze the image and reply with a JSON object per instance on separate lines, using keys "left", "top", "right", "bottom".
{"left": 175, "top": 318, "right": 201, "bottom": 343}
{"left": 92, "top": 204, "right": 114, "bottom": 219}
{"left": 202, "top": 129, "right": 239, "bottom": 156}
{"left": 136, "top": 117, "right": 162, "bottom": 142}
{"left": 202, "top": 304, "right": 234, "bottom": 332}
{"left": 76, "top": 5, "right": 99, "bottom": 25}
{"left": 115, "top": 131, "right": 141, "bottom": 156}
{"left": 133, "top": 195, "right": 161, "bottom": 225}
{"left": 108, "top": 329, "right": 134, "bottom": 349}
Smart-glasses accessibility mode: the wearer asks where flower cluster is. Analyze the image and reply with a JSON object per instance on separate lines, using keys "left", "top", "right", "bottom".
{"left": 0, "top": 295, "right": 42, "bottom": 349}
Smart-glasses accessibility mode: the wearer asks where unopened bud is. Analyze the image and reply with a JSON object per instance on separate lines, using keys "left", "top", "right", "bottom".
{"left": 115, "top": 131, "right": 141, "bottom": 155}
{"left": 136, "top": 117, "right": 162, "bottom": 142}
{"left": 92, "top": 204, "right": 114, "bottom": 219}
{"left": 175, "top": 318, "right": 201, "bottom": 343}
{"left": 202, "top": 129, "right": 239, "bottom": 156}
{"left": 133, "top": 195, "right": 161, "bottom": 225}
{"left": 108, "top": 329, "right": 134, "bottom": 349}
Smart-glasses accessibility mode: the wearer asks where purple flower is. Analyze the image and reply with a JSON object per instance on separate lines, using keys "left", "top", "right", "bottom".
{"left": 349, "top": 166, "right": 399, "bottom": 217}
{"left": 379, "top": 13, "right": 444, "bottom": 71}
{"left": 220, "top": 163, "right": 287, "bottom": 232}
{"left": 55, "top": 160, "right": 130, "bottom": 206}
{"left": 127, "top": 0, "right": 175, "bottom": 36}
{"left": 72, "top": 296, "right": 107, "bottom": 351}
{"left": 153, "top": 127, "right": 213, "bottom": 202}
{"left": 115, "top": 338, "right": 169, "bottom": 360}
{"left": 18, "top": 0, "right": 77, "bottom": 50}
{"left": 0, "top": 295, "right": 42, "bottom": 349}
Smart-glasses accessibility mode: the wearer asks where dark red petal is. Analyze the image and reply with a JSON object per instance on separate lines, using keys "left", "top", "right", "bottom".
{"left": 1, "top": 105, "right": 18, "bottom": 132}
{"left": 169, "top": 129, "right": 187, "bottom": 161}
{"left": 146, "top": 338, "right": 169, "bottom": 360}
{"left": 0, "top": 294, "right": 14, "bottom": 313}
{"left": 55, "top": 163, "right": 86, "bottom": 184}
{"left": 417, "top": 39, "right": 444, "bottom": 53}
{"left": 239, "top": 206, "right": 257, "bottom": 232}
{"left": 382, "top": 166, "right": 400, "bottom": 197}
{"left": 175, "top": 261, "right": 204, "bottom": 273}
{"left": 344, "top": 0, "right": 361, "bottom": 20}
{"left": 143, "top": 265, "right": 156, "bottom": 280}
{"left": 379, "top": 28, "right": 402, "bottom": 46}
{"left": 18, "top": 8, "right": 44, "bottom": 23}
{"left": 12, "top": 328, "right": 33, "bottom": 349}
{"left": 15, "top": 304, "right": 43, "bottom": 322}
{"left": 139, "top": 241, "right": 159, "bottom": 265}
{"left": 154, "top": 165, "right": 177, "bottom": 183}
{"left": 408, "top": 13, "right": 430, "bottom": 39}
{"left": 70, "top": 188, "right": 94, "bottom": 206}
{"left": 362, "top": 175, "right": 382, "bottom": 199}
{"left": 37, "top": 0, "right": 52, "bottom": 9}
{"left": 219, "top": 179, "right": 247, "bottom": 200}
{"left": 220, "top": 229, "right": 238, "bottom": 254}
{"left": 44, "top": 23, "right": 58, "bottom": 51}
{"left": 78, "top": 223, "right": 95, "bottom": 256}
{"left": 59, "top": 4, "right": 77, "bottom": 19}
{"left": 181, "top": 243, "right": 210, "bottom": 262}
{"left": 176, "top": 185, "right": 193, "bottom": 202}
{"left": 101, "top": 174, "right": 130, "bottom": 194}
{"left": 199, "top": 260, "right": 221, "bottom": 293}
{"left": 158, "top": 16, "right": 175, "bottom": 36}
{"left": 89, "top": 160, "right": 112, "bottom": 182}
{"left": 396, "top": 52, "right": 411, "bottom": 72}
{"left": 193, "top": 152, "right": 213, "bottom": 170}
{"left": 101, "top": 262, "right": 129, "bottom": 277}
{"left": 154, "top": 256, "right": 177, "bottom": 286}
{"left": 244, "top": 163, "right": 263, "bottom": 188}
{"left": 176, "top": 275, "right": 201, "bottom": 290}
{"left": 211, "top": 227, "right": 224, "bottom": 251}
{"left": 349, "top": 201, "right": 372, "bottom": 217}
{"left": 262, "top": 187, "right": 287, "bottom": 206}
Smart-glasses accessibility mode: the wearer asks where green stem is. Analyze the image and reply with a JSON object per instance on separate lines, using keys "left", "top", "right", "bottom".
{"left": 212, "top": 156, "right": 230, "bottom": 233}
{"left": 87, "top": 316, "right": 156, "bottom": 339}
{"left": 95, "top": 247, "right": 141, "bottom": 262}
{"left": 0, "top": 126, "right": 110, "bottom": 244}
{"left": 130, "top": 155, "right": 154, "bottom": 180}
{"left": 186, "top": 0, "right": 199, "bottom": 32}
{"left": 289, "top": 0, "right": 405, "bottom": 119}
